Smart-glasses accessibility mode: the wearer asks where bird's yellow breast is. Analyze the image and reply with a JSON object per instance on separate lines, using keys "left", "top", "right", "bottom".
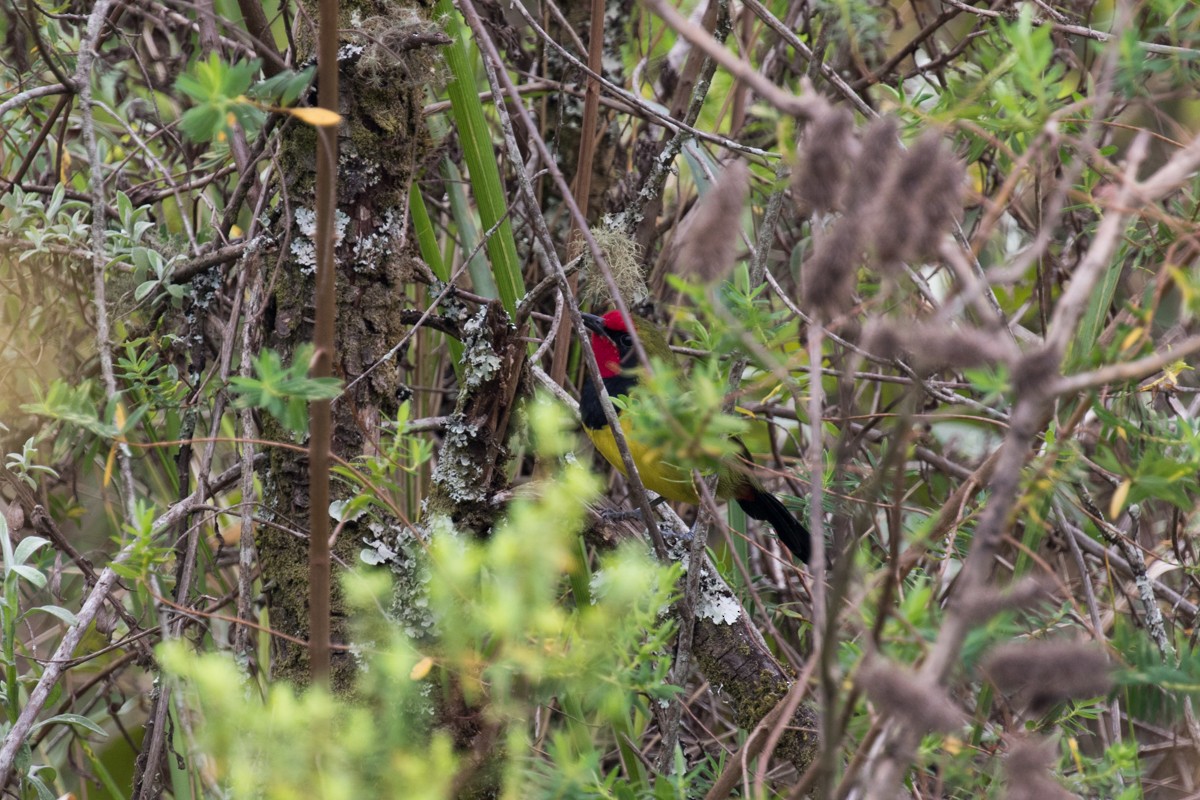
{"left": 585, "top": 417, "right": 700, "bottom": 504}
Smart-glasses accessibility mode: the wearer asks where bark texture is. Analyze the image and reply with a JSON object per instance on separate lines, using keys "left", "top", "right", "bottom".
{"left": 259, "top": 0, "right": 433, "bottom": 689}
{"left": 587, "top": 503, "right": 819, "bottom": 772}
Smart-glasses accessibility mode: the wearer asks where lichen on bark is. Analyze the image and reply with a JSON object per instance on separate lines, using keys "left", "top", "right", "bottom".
{"left": 419, "top": 303, "right": 527, "bottom": 538}
{"left": 258, "top": 0, "right": 434, "bottom": 689}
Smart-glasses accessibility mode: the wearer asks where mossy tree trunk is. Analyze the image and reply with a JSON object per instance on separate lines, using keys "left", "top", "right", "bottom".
{"left": 259, "top": 0, "right": 434, "bottom": 690}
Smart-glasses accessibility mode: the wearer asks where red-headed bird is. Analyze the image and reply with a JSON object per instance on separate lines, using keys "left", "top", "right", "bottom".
{"left": 579, "top": 310, "right": 811, "bottom": 564}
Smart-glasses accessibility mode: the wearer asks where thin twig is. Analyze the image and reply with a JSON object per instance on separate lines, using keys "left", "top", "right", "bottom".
{"left": 0, "top": 454, "right": 255, "bottom": 785}
{"left": 76, "top": 0, "right": 136, "bottom": 520}
{"left": 942, "top": 0, "right": 1200, "bottom": 57}
{"left": 640, "top": 0, "right": 824, "bottom": 120}
{"left": 861, "top": 117, "right": 1149, "bottom": 800}
{"left": 457, "top": 0, "right": 668, "bottom": 558}
{"left": 1053, "top": 334, "right": 1200, "bottom": 396}
{"left": 504, "top": 0, "right": 780, "bottom": 159}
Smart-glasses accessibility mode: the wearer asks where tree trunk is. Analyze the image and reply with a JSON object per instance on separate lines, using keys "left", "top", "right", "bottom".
{"left": 259, "top": 0, "right": 434, "bottom": 689}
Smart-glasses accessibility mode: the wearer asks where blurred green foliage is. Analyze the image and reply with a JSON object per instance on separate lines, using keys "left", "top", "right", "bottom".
{"left": 163, "top": 398, "right": 683, "bottom": 799}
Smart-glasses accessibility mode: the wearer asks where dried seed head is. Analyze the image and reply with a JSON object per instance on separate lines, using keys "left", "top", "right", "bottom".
{"left": 984, "top": 640, "right": 1113, "bottom": 714}
{"left": 1003, "top": 736, "right": 1075, "bottom": 800}
{"left": 846, "top": 116, "right": 899, "bottom": 214}
{"left": 912, "top": 144, "right": 966, "bottom": 258}
{"left": 871, "top": 136, "right": 933, "bottom": 267}
{"left": 861, "top": 318, "right": 901, "bottom": 360}
{"left": 1012, "top": 345, "right": 1060, "bottom": 397}
{"left": 671, "top": 161, "right": 751, "bottom": 284}
{"left": 907, "top": 324, "right": 1018, "bottom": 372}
{"left": 859, "top": 658, "right": 964, "bottom": 734}
{"left": 961, "top": 577, "right": 1059, "bottom": 624}
{"left": 857, "top": 130, "right": 965, "bottom": 270}
{"left": 791, "top": 112, "right": 968, "bottom": 317}
{"left": 801, "top": 219, "right": 861, "bottom": 320}
{"left": 793, "top": 105, "right": 856, "bottom": 215}
{"left": 861, "top": 322, "right": 1017, "bottom": 372}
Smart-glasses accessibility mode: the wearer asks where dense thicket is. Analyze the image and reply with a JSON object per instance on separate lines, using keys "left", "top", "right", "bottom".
{"left": 1, "top": 0, "right": 1200, "bottom": 797}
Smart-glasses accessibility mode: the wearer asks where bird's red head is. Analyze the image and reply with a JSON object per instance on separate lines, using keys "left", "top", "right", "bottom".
{"left": 599, "top": 310, "right": 628, "bottom": 331}
{"left": 583, "top": 311, "right": 633, "bottom": 379}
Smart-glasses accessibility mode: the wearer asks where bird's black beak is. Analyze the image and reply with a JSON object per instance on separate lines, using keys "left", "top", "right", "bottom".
{"left": 581, "top": 312, "right": 608, "bottom": 337}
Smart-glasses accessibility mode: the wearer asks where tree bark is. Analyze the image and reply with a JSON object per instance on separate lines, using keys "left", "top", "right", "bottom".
{"left": 259, "top": 0, "right": 433, "bottom": 689}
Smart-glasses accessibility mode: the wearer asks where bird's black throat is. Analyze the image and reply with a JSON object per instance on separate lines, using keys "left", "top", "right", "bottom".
{"left": 580, "top": 374, "right": 638, "bottom": 430}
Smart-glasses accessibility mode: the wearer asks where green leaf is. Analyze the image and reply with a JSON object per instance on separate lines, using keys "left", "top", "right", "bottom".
{"left": 0, "top": 514, "right": 11, "bottom": 576}
{"left": 178, "top": 106, "right": 222, "bottom": 142}
{"left": 442, "top": 158, "right": 500, "bottom": 301}
{"left": 10, "top": 564, "right": 46, "bottom": 588}
{"left": 409, "top": 182, "right": 464, "bottom": 377}
{"left": 1073, "top": 257, "right": 1124, "bottom": 363}
{"left": 247, "top": 66, "right": 315, "bottom": 106}
{"left": 21, "top": 605, "right": 78, "bottom": 626}
{"left": 435, "top": 0, "right": 525, "bottom": 317}
{"left": 12, "top": 536, "right": 48, "bottom": 565}
{"left": 229, "top": 346, "right": 343, "bottom": 434}
{"left": 134, "top": 280, "right": 160, "bottom": 302}
{"left": 30, "top": 713, "right": 108, "bottom": 738}
{"left": 26, "top": 772, "right": 58, "bottom": 800}
{"left": 175, "top": 55, "right": 264, "bottom": 143}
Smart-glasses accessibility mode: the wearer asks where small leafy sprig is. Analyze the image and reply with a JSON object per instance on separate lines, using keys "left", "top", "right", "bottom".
{"left": 229, "top": 345, "right": 343, "bottom": 435}
{"left": 175, "top": 54, "right": 330, "bottom": 144}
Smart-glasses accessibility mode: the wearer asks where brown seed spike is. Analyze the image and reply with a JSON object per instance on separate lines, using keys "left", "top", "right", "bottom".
{"left": 983, "top": 640, "right": 1113, "bottom": 715}
{"left": 874, "top": 134, "right": 943, "bottom": 267}
{"left": 858, "top": 658, "right": 964, "bottom": 734}
{"left": 961, "top": 577, "right": 1058, "bottom": 625}
{"left": 1003, "top": 737, "right": 1076, "bottom": 800}
{"left": 801, "top": 219, "right": 861, "bottom": 320}
{"left": 1012, "top": 345, "right": 1060, "bottom": 397}
{"left": 671, "top": 161, "right": 751, "bottom": 283}
{"left": 906, "top": 324, "right": 1018, "bottom": 372}
{"left": 862, "top": 321, "right": 1018, "bottom": 372}
{"left": 912, "top": 145, "right": 966, "bottom": 258}
{"left": 793, "top": 106, "right": 855, "bottom": 215}
{"left": 846, "top": 117, "right": 899, "bottom": 214}
{"left": 861, "top": 318, "right": 902, "bottom": 360}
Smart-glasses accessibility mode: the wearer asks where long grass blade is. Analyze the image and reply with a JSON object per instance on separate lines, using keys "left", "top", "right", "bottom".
{"left": 436, "top": 0, "right": 525, "bottom": 317}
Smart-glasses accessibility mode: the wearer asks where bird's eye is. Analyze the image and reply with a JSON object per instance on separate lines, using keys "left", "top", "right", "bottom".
{"left": 619, "top": 333, "right": 633, "bottom": 348}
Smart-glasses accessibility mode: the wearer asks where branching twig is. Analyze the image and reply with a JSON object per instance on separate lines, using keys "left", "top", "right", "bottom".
{"left": 76, "top": 0, "right": 136, "bottom": 520}
{"left": 942, "top": 0, "right": 1200, "bottom": 57}
{"left": 640, "top": 0, "right": 824, "bottom": 120}
{"left": 0, "top": 456, "right": 256, "bottom": 785}
{"left": 457, "top": 0, "right": 668, "bottom": 558}
{"left": 861, "top": 129, "right": 1151, "bottom": 800}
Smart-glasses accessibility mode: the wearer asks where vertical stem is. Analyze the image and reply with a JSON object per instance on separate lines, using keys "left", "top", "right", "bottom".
{"left": 547, "top": 0, "right": 606, "bottom": 384}
{"left": 78, "top": 0, "right": 136, "bottom": 518}
{"left": 237, "top": 263, "right": 264, "bottom": 659}
{"left": 807, "top": 324, "right": 831, "bottom": 791}
{"left": 308, "top": 0, "right": 340, "bottom": 684}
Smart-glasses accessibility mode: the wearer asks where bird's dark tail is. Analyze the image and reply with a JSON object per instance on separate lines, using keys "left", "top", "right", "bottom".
{"left": 736, "top": 489, "right": 811, "bottom": 564}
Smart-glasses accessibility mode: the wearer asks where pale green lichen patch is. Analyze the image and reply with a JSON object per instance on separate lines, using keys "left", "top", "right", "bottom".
{"left": 367, "top": 518, "right": 437, "bottom": 641}
{"left": 291, "top": 207, "right": 350, "bottom": 275}
{"left": 460, "top": 307, "right": 504, "bottom": 389}
{"left": 430, "top": 416, "right": 487, "bottom": 505}
{"left": 657, "top": 512, "right": 742, "bottom": 625}
{"left": 349, "top": 206, "right": 403, "bottom": 274}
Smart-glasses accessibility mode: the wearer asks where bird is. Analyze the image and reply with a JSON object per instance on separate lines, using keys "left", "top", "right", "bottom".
{"left": 579, "top": 309, "right": 811, "bottom": 564}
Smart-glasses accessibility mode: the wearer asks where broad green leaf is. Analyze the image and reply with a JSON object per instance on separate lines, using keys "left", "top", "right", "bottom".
{"left": 21, "top": 605, "right": 78, "bottom": 626}
{"left": 12, "top": 535, "right": 48, "bottom": 565}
